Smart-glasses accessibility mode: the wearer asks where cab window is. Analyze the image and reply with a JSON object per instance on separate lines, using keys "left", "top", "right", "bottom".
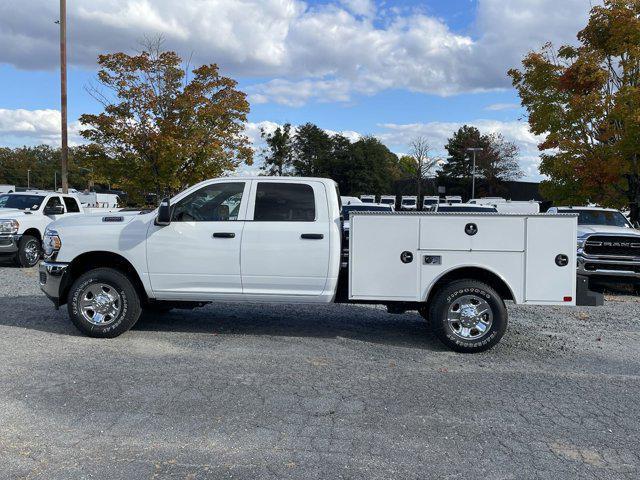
{"left": 45, "top": 196, "right": 64, "bottom": 212}
{"left": 171, "top": 182, "right": 245, "bottom": 222}
{"left": 254, "top": 183, "right": 316, "bottom": 222}
{"left": 63, "top": 197, "right": 81, "bottom": 213}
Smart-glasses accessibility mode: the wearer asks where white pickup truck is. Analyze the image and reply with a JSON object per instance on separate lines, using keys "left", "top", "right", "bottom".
{"left": 39, "top": 177, "right": 602, "bottom": 352}
{"left": 0, "top": 191, "right": 84, "bottom": 267}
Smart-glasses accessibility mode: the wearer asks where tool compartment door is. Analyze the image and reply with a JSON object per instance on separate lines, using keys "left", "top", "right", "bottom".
{"left": 349, "top": 215, "right": 420, "bottom": 300}
{"left": 525, "top": 216, "right": 577, "bottom": 303}
{"left": 419, "top": 215, "right": 525, "bottom": 251}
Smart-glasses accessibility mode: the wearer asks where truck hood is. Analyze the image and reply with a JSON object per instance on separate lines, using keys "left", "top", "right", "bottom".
{"left": 51, "top": 210, "right": 152, "bottom": 229}
{"left": 578, "top": 224, "right": 640, "bottom": 237}
{"left": 0, "top": 209, "right": 37, "bottom": 220}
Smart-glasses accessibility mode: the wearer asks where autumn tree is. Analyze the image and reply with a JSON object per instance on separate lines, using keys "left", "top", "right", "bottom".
{"left": 260, "top": 123, "right": 293, "bottom": 176}
{"left": 80, "top": 39, "right": 252, "bottom": 202}
{"left": 509, "top": 0, "right": 640, "bottom": 223}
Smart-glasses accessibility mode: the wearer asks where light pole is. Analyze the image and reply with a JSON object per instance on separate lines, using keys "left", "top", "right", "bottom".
{"left": 466, "top": 148, "right": 483, "bottom": 200}
{"left": 27, "top": 169, "right": 31, "bottom": 189}
{"left": 59, "top": 0, "right": 69, "bottom": 194}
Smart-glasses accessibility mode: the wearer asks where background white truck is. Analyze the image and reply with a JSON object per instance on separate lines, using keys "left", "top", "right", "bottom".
{"left": 0, "top": 191, "right": 84, "bottom": 266}
{"left": 400, "top": 195, "right": 418, "bottom": 211}
{"left": 39, "top": 177, "right": 601, "bottom": 352}
{"left": 548, "top": 206, "right": 640, "bottom": 293}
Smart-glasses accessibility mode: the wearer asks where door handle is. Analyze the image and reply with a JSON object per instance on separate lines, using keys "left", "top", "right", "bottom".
{"left": 301, "top": 233, "right": 324, "bottom": 240}
{"left": 213, "top": 232, "right": 235, "bottom": 238}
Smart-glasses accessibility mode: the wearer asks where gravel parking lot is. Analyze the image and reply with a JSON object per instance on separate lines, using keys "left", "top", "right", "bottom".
{"left": 1, "top": 263, "right": 639, "bottom": 479}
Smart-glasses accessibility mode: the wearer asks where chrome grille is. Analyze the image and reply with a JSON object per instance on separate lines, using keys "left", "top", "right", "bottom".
{"left": 584, "top": 235, "right": 640, "bottom": 257}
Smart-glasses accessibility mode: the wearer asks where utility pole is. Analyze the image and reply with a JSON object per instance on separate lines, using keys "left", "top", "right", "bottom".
{"left": 59, "top": 0, "right": 69, "bottom": 194}
{"left": 466, "top": 147, "right": 483, "bottom": 200}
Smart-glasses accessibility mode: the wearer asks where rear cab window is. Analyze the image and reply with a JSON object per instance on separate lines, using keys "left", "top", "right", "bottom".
{"left": 63, "top": 197, "right": 81, "bottom": 213}
{"left": 254, "top": 183, "right": 316, "bottom": 222}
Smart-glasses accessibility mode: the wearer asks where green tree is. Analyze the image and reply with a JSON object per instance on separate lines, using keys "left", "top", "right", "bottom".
{"left": 80, "top": 39, "right": 252, "bottom": 202}
{"left": 439, "top": 125, "right": 522, "bottom": 196}
{"left": 260, "top": 123, "right": 293, "bottom": 176}
{"left": 291, "top": 123, "right": 332, "bottom": 177}
{"left": 508, "top": 0, "right": 640, "bottom": 222}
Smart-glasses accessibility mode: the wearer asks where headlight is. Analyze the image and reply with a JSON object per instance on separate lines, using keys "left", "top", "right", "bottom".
{"left": 0, "top": 219, "right": 19, "bottom": 235}
{"left": 43, "top": 228, "right": 62, "bottom": 258}
{"left": 577, "top": 237, "right": 587, "bottom": 253}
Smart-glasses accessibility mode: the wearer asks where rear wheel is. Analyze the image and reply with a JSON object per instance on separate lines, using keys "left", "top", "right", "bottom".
{"left": 67, "top": 268, "right": 142, "bottom": 338}
{"left": 422, "top": 280, "right": 508, "bottom": 353}
{"left": 15, "top": 235, "right": 41, "bottom": 268}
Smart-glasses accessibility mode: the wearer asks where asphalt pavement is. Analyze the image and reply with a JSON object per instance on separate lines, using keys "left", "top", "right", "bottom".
{"left": 0, "top": 263, "right": 638, "bottom": 479}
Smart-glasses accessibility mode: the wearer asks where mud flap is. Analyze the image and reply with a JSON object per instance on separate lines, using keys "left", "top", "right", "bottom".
{"left": 576, "top": 275, "right": 604, "bottom": 307}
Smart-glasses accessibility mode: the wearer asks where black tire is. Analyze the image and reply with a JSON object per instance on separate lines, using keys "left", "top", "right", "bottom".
{"left": 423, "top": 280, "right": 508, "bottom": 353}
{"left": 15, "top": 234, "right": 41, "bottom": 268}
{"left": 67, "top": 268, "right": 142, "bottom": 338}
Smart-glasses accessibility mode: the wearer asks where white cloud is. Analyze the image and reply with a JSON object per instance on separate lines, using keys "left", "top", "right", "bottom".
{"left": 0, "top": 109, "right": 82, "bottom": 146}
{"left": 0, "top": 0, "right": 591, "bottom": 105}
{"left": 485, "top": 103, "right": 521, "bottom": 111}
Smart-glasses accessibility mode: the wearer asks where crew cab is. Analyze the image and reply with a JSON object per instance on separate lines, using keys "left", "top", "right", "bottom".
{"left": 548, "top": 206, "right": 640, "bottom": 291}
{"left": 39, "top": 177, "right": 601, "bottom": 352}
{"left": 0, "top": 191, "right": 84, "bottom": 267}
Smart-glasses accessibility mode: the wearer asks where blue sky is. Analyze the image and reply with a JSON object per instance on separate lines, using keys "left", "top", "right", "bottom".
{"left": 0, "top": 0, "right": 593, "bottom": 178}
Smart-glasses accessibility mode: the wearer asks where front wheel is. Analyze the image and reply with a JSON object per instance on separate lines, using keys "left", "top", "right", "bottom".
{"left": 422, "top": 280, "right": 508, "bottom": 353}
{"left": 67, "top": 268, "right": 142, "bottom": 338}
{"left": 15, "top": 235, "right": 41, "bottom": 267}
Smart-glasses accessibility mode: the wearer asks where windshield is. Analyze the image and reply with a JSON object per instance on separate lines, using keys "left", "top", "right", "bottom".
{"left": 437, "top": 206, "right": 497, "bottom": 213}
{"left": 423, "top": 199, "right": 438, "bottom": 206}
{"left": 402, "top": 199, "right": 416, "bottom": 205}
{"left": 342, "top": 205, "right": 392, "bottom": 215}
{"left": 0, "top": 194, "right": 45, "bottom": 210}
{"left": 380, "top": 198, "right": 395, "bottom": 204}
{"left": 558, "top": 209, "right": 631, "bottom": 227}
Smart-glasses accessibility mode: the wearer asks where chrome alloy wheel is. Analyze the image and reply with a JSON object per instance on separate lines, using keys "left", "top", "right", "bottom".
{"left": 447, "top": 294, "right": 493, "bottom": 340}
{"left": 24, "top": 240, "right": 40, "bottom": 266}
{"left": 78, "top": 283, "right": 122, "bottom": 326}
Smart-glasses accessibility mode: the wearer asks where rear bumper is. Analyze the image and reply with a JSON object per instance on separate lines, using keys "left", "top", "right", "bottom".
{"left": 0, "top": 234, "right": 20, "bottom": 255}
{"left": 39, "top": 261, "right": 69, "bottom": 308}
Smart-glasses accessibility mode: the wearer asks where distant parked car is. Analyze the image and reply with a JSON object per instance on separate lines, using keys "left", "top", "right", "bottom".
{"left": 400, "top": 195, "right": 417, "bottom": 211}
{"left": 469, "top": 197, "right": 540, "bottom": 214}
{"left": 422, "top": 196, "right": 439, "bottom": 209}
{"left": 445, "top": 196, "right": 462, "bottom": 204}
{"left": 548, "top": 206, "right": 640, "bottom": 292}
{"left": 341, "top": 196, "right": 362, "bottom": 206}
{"left": 428, "top": 203, "right": 498, "bottom": 213}
{"left": 379, "top": 195, "right": 396, "bottom": 208}
{"left": 0, "top": 185, "right": 15, "bottom": 194}
{"left": 0, "top": 191, "right": 85, "bottom": 267}
{"left": 360, "top": 195, "right": 376, "bottom": 203}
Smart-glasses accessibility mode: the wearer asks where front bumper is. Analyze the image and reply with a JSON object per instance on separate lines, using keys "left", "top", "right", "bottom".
{"left": 0, "top": 234, "right": 20, "bottom": 255}
{"left": 577, "top": 254, "right": 640, "bottom": 281}
{"left": 39, "top": 261, "right": 69, "bottom": 308}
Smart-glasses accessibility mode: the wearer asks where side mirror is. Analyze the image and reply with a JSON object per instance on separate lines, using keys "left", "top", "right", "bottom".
{"left": 44, "top": 205, "right": 65, "bottom": 215}
{"left": 155, "top": 198, "right": 171, "bottom": 226}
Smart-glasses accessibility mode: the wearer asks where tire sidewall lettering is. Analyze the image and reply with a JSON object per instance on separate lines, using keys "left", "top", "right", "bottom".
{"left": 71, "top": 277, "right": 129, "bottom": 332}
